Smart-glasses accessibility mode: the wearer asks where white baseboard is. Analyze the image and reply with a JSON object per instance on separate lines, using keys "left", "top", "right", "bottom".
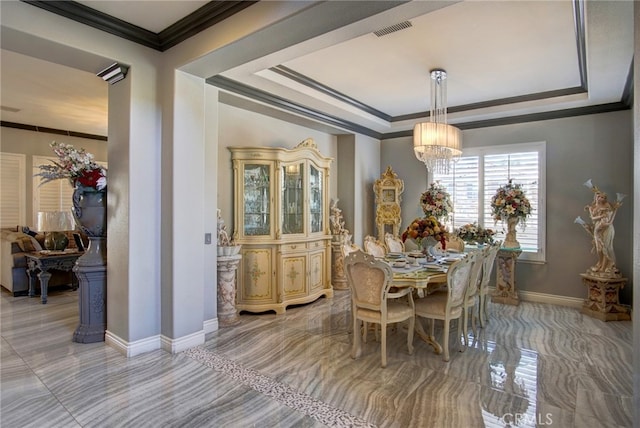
{"left": 106, "top": 329, "right": 206, "bottom": 357}
{"left": 105, "top": 330, "right": 161, "bottom": 357}
{"left": 160, "top": 330, "right": 205, "bottom": 354}
{"left": 489, "top": 287, "right": 584, "bottom": 309}
{"left": 203, "top": 318, "right": 218, "bottom": 334}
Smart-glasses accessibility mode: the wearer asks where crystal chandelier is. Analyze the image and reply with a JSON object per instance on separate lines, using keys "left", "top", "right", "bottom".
{"left": 413, "top": 69, "right": 462, "bottom": 174}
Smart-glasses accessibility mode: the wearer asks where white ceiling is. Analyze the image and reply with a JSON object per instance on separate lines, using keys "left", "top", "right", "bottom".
{"left": 0, "top": 1, "right": 634, "bottom": 138}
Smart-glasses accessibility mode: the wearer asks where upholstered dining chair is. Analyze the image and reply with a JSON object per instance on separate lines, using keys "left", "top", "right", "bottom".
{"left": 384, "top": 233, "right": 405, "bottom": 253}
{"left": 364, "top": 235, "right": 387, "bottom": 258}
{"left": 341, "top": 241, "right": 361, "bottom": 259}
{"left": 414, "top": 254, "right": 473, "bottom": 362}
{"left": 344, "top": 250, "right": 415, "bottom": 368}
{"left": 478, "top": 241, "right": 501, "bottom": 328}
{"left": 436, "top": 235, "right": 465, "bottom": 253}
{"left": 461, "top": 251, "right": 484, "bottom": 347}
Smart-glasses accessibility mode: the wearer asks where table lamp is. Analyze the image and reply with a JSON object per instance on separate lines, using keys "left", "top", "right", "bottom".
{"left": 37, "top": 211, "right": 76, "bottom": 251}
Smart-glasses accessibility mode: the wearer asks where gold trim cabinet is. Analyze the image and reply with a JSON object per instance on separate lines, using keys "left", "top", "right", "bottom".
{"left": 230, "top": 139, "right": 333, "bottom": 314}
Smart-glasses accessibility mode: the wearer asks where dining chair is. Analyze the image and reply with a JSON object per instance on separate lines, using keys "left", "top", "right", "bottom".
{"left": 436, "top": 235, "right": 465, "bottom": 252}
{"left": 461, "top": 251, "right": 484, "bottom": 347}
{"left": 478, "top": 241, "right": 501, "bottom": 328}
{"left": 414, "top": 254, "right": 473, "bottom": 362}
{"left": 364, "top": 235, "right": 387, "bottom": 258}
{"left": 384, "top": 233, "right": 405, "bottom": 253}
{"left": 341, "top": 241, "right": 361, "bottom": 259}
{"left": 345, "top": 250, "right": 415, "bottom": 368}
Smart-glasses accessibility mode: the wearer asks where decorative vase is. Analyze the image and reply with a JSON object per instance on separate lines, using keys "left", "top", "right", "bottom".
{"left": 503, "top": 217, "right": 520, "bottom": 248}
{"left": 72, "top": 185, "right": 107, "bottom": 238}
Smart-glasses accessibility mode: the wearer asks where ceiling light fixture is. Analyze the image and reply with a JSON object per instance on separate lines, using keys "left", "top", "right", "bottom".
{"left": 97, "top": 62, "right": 129, "bottom": 85}
{"left": 413, "top": 69, "right": 462, "bottom": 174}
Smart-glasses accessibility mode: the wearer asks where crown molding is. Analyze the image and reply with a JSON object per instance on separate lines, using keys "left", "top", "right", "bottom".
{"left": 0, "top": 121, "right": 107, "bottom": 141}
{"left": 20, "top": 0, "right": 256, "bottom": 51}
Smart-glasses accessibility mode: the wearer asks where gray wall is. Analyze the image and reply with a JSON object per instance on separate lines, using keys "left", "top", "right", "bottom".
{"left": 382, "top": 110, "right": 633, "bottom": 303}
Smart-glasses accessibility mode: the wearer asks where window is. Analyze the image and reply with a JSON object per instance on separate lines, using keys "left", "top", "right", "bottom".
{"left": 0, "top": 153, "right": 26, "bottom": 228}
{"left": 433, "top": 142, "right": 546, "bottom": 262}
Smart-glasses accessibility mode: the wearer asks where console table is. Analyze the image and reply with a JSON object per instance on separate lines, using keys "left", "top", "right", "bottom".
{"left": 26, "top": 251, "right": 82, "bottom": 304}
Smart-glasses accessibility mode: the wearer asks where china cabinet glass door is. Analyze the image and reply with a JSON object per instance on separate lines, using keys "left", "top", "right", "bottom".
{"left": 281, "top": 162, "right": 304, "bottom": 234}
{"left": 243, "top": 164, "right": 271, "bottom": 236}
{"left": 309, "top": 165, "right": 323, "bottom": 233}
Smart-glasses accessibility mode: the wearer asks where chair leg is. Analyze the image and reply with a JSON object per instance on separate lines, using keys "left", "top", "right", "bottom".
{"left": 471, "top": 303, "right": 478, "bottom": 339}
{"left": 442, "top": 319, "right": 450, "bottom": 362}
{"left": 351, "top": 318, "right": 362, "bottom": 359}
{"left": 380, "top": 322, "right": 387, "bottom": 368}
{"left": 362, "top": 322, "right": 368, "bottom": 343}
{"left": 462, "top": 307, "right": 469, "bottom": 347}
{"left": 407, "top": 317, "right": 415, "bottom": 355}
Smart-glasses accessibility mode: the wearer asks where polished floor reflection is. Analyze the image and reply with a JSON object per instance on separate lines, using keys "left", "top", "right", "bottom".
{"left": 1, "top": 287, "right": 633, "bottom": 427}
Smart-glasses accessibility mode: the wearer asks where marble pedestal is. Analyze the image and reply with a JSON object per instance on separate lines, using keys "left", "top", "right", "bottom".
{"left": 73, "top": 237, "right": 107, "bottom": 343}
{"left": 331, "top": 241, "right": 348, "bottom": 290}
{"left": 217, "top": 254, "right": 242, "bottom": 327}
{"left": 492, "top": 247, "right": 522, "bottom": 306}
{"left": 580, "top": 274, "right": 630, "bottom": 321}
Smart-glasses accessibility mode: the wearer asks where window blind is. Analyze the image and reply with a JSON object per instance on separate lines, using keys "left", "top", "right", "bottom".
{"left": 0, "top": 153, "right": 26, "bottom": 228}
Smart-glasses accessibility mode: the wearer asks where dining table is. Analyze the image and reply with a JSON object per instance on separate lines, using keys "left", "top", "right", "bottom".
{"left": 389, "top": 252, "right": 466, "bottom": 355}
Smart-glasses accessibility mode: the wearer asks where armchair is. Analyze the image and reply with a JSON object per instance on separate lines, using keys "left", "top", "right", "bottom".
{"left": 345, "top": 250, "right": 415, "bottom": 367}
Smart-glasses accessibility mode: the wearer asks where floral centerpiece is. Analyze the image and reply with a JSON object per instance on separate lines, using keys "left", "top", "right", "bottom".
{"left": 455, "top": 222, "right": 496, "bottom": 245}
{"left": 401, "top": 215, "right": 449, "bottom": 249}
{"left": 36, "top": 141, "right": 108, "bottom": 239}
{"left": 490, "top": 179, "right": 531, "bottom": 248}
{"left": 420, "top": 181, "right": 453, "bottom": 221}
{"left": 490, "top": 179, "right": 531, "bottom": 225}
{"left": 36, "top": 141, "right": 107, "bottom": 191}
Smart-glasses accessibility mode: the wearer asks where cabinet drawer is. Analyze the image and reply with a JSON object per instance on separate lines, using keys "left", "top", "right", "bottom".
{"left": 281, "top": 243, "right": 304, "bottom": 252}
{"left": 307, "top": 240, "right": 326, "bottom": 250}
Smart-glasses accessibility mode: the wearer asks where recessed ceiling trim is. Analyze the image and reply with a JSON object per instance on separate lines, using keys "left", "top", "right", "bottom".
{"left": 207, "top": 75, "right": 382, "bottom": 139}
{"left": 0, "top": 106, "right": 21, "bottom": 113}
{"left": 1, "top": 121, "right": 108, "bottom": 141}
{"left": 573, "top": 0, "right": 588, "bottom": 90}
{"left": 381, "top": 102, "right": 630, "bottom": 139}
{"left": 270, "top": 65, "right": 391, "bottom": 122}
{"left": 20, "top": 0, "right": 256, "bottom": 52}
{"left": 394, "top": 87, "right": 588, "bottom": 123}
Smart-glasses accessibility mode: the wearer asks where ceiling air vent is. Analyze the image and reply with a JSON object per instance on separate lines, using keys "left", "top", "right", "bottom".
{"left": 373, "top": 21, "right": 412, "bottom": 37}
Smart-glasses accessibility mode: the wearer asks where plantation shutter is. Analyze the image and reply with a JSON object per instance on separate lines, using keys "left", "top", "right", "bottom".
{"left": 434, "top": 143, "right": 544, "bottom": 262}
{"left": 484, "top": 152, "right": 539, "bottom": 251}
{"left": 32, "top": 156, "right": 75, "bottom": 228}
{"left": 0, "top": 153, "right": 26, "bottom": 228}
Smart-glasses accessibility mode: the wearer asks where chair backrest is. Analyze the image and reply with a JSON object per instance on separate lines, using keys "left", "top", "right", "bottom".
{"left": 384, "top": 233, "right": 405, "bottom": 253}
{"left": 465, "top": 251, "right": 484, "bottom": 301}
{"left": 435, "top": 235, "right": 465, "bottom": 253}
{"left": 344, "top": 250, "right": 393, "bottom": 312}
{"left": 364, "top": 235, "right": 387, "bottom": 258}
{"left": 479, "top": 241, "right": 501, "bottom": 291}
{"left": 444, "top": 255, "right": 474, "bottom": 312}
{"left": 342, "top": 242, "right": 361, "bottom": 259}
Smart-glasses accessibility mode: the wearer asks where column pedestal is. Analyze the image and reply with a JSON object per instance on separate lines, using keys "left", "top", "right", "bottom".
{"left": 492, "top": 247, "right": 522, "bottom": 306}
{"left": 73, "top": 237, "right": 107, "bottom": 343}
{"left": 331, "top": 241, "right": 348, "bottom": 290}
{"left": 217, "top": 254, "right": 242, "bottom": 327}
{"left": 580, "top": 274, "right": 630, "bottom": 321}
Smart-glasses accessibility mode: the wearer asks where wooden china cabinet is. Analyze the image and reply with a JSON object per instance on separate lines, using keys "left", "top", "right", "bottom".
{"left": 229, "top": 139, "right": 333, "bottom": 314}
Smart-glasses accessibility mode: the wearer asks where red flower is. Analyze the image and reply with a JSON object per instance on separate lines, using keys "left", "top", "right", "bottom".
{"left": 76, "top": 168, "right": 104, "bottom": 187}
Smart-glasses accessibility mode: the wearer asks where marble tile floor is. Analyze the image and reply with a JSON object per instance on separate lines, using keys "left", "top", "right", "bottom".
{"left": 0, "top": 287, "right": 633, "bottom": 427}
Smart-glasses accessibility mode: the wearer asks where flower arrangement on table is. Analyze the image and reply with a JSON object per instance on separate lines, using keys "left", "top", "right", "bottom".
{"left": 420, "top": 181, "right": 453, "bottom": 221}
{"left": 490, "top": 179, "right": 531, "bottom": 228}
{"left": 455, "top": 222, "right": 496, "bottom": 245}
{"left": 401, "top": 215, "right": 450, "bottom": 249}
{"left": 36, "top": 141, "right": 107, "bottom": 191}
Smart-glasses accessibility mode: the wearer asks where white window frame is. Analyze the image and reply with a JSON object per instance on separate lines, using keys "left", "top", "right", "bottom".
{"left": 433, "top": 141, "right": 546, "bottom": 263}
{"left": 0, "top": 152, "right": 27, "bottom": 228}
